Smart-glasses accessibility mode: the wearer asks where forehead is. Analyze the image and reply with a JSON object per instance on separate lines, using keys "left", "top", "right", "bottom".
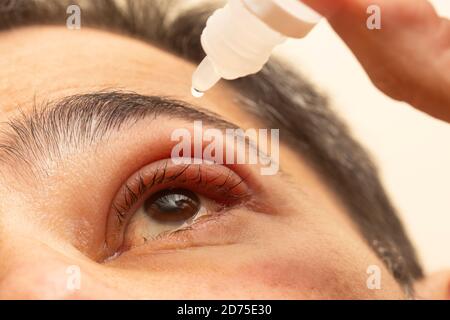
{"left": 0, "top": 26, "right": 253, "bottom": 126}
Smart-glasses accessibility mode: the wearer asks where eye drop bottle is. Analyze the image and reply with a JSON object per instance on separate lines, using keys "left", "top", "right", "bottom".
{"left": 191, "top": 0, "right": 321, "bottom": 97}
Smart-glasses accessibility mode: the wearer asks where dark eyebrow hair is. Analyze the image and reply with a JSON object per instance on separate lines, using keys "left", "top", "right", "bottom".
{"left": 0, "top": 91, "right": 237, "bottom": 178}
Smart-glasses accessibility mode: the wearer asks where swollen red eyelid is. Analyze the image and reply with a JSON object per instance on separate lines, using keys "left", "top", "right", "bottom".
{"left": 136, "top": 160, "right": 251, "bottom": 201}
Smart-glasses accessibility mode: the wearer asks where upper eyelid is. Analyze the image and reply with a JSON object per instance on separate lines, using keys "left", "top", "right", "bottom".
{"left": 113, "top": 161, "right": 250, "bottom": 219}
{"left": 0, "top": 91, "right": 238, "bottom": 182}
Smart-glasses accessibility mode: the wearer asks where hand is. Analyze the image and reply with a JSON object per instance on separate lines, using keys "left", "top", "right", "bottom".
{"left": 301, "top": 0, "right": 450, "bottom": 122}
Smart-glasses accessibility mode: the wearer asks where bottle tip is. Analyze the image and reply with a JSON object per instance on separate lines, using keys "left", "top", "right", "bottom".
{"left": 191, "top": 56, "right": 221, "bottom": 96}
{"left": 191, "top": 87, "right": 204, "bottom": 98}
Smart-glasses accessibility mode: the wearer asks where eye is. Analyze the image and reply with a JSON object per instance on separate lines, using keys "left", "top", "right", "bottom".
{"left": 105, "top": 160, "right": 253, "bottom": 256}
{"left": 122, "top": 189, "right": 208, "bottom": 248}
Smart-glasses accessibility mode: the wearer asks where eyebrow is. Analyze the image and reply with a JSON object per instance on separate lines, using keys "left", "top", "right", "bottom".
{"left": 0, "top": 91, "right": 239, "bottom": 179}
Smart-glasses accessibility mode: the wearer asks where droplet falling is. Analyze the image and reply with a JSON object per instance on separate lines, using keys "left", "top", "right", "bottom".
{"left": 191, "top": 87, "right": 204, "bottom": 98}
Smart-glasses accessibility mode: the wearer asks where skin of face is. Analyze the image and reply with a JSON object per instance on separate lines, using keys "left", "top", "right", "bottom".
{"left": 0, "top": 26, "right": 406, "bottom": 299}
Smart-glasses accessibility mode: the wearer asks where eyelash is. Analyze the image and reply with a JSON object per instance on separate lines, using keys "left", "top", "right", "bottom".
{"left": 106, "top": 159, "right": 251, "bottom": 254}
{"left": 113, "top": 163, "right": 248, "bottom": 222}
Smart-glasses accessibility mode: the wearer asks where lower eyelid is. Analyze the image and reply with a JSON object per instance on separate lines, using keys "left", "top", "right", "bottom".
{"left": 114, "top": 208, "right": 250, "bottom": 256}
{"left": 119, "top": 208, "right": 228, "bottom": 252}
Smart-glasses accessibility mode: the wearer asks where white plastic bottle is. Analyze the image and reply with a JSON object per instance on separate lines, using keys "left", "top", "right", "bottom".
{"left": 191, "top": 0, "right": 321, "bottom": 97}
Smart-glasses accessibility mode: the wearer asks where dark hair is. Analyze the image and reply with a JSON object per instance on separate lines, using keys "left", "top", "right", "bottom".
{"left": 0, "top": 0, "right": 423, "bottom": 290}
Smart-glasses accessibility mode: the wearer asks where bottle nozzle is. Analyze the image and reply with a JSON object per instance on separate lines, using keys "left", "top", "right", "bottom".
{"left": 191, "top": 87, "right": 205, "bottom": 98}
{"left": 191, "top": 56, "right": 221, "bottom": 97}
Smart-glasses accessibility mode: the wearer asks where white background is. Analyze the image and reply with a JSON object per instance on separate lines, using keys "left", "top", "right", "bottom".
{"left": 274, "top": 0, "right": 450, "bottom": 273}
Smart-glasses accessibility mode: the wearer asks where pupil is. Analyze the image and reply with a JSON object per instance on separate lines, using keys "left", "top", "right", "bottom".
{"left": 144, "top": 189, "right": 200, "bottom": 223}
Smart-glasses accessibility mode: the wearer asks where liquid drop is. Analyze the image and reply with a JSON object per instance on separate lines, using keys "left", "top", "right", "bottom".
{"left": 191, "top": 87, "right": 204, "bottom": 98}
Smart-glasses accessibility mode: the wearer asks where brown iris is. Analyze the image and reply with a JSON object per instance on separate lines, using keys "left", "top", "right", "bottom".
{"left": 144, "top": 189, "right": 201, "bottom": 224}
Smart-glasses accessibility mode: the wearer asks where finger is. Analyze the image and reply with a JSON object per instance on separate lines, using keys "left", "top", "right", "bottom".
{"left": 299, "top": 0, "right": 354, "bottom": 18}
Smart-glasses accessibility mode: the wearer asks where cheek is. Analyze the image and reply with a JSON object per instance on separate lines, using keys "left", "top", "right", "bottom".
{"left": 232, "top": 217, "right": 405, "bottom": 299}
{"left": 235, "top": 247, "right": 368, "bottom": 299}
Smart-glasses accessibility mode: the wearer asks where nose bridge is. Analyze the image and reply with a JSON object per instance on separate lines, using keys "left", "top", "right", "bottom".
{"left": 0, "top": 227, "right": 128, "bottom": 300}
{"left": 0, "top": 262, "right": 75, "bottom": 299}
{"left": 0, "top": 240, "right": 86, "bottom": 299}
{"left": 0, "top": 237, "right": 131, "bottom": 299}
